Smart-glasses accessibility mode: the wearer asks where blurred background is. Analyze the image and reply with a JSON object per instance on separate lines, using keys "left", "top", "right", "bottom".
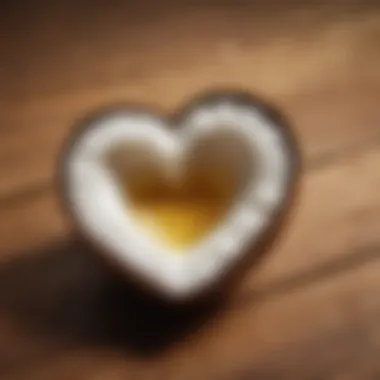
{"left": 1, "top": 1, "right": 380, "bottom": 379}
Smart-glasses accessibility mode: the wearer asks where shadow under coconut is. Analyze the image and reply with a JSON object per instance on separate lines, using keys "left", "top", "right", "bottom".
{"left": 0, "top": 177, "right": 299, "bottom": 362}
{"left": 0, "top": 237, "right": 226, "bottom": 356}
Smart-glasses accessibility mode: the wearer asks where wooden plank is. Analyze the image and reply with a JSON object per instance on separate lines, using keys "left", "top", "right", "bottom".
{"left": 1, "top": 6, "right": 380, "bottom": 195}
{"left": 0, "top": 191, "right": 67, "bottom": 260}
{"left": 249, "top": 146, "right": 380, "bottom": 289}
{"left": 2, "top": 243, "right": 380, "bottom": 379}
{"left": 1, "top": 141, "right": 380, "bottom": 295}
{"left": 1, "top": 1, "right": 375, "bottom": 102}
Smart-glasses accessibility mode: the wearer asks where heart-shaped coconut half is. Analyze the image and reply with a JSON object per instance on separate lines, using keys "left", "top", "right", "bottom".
{"left": 60, "top": 91, "right": 300, "bottom": 301}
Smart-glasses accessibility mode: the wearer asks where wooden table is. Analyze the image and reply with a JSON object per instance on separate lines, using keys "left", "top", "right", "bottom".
{"left": 1, "top": 2, "right": 380, "bottom": 378}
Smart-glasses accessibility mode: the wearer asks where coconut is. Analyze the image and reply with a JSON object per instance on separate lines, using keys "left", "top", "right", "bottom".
{"left": 59, "top": 91, "right": 301, "bottom": 301}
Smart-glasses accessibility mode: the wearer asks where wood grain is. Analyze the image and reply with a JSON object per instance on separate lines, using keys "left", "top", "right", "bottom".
{"left": 2, "top": 2, "right": 380, "bottom": 379}
{"left": 2, "top": 243, "right": 380, "bottom": 379}
{"left": 1, "top": 3, "right": 380, "bottom": 196}
{"left": 250, "top": 146, "right": 380, "bottom": 290}
{"left": 0, "top": 190, "right": 66, "bottom": 260}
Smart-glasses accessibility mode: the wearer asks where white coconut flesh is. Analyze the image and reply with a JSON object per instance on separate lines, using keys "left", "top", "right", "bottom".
{"left": 64, "top": 100, "right": 293, "bottom": 299}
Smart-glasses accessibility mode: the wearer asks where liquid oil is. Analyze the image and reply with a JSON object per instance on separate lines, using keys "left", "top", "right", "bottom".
{"left": 125, "top": 172, "right": 235, "bottom": 251}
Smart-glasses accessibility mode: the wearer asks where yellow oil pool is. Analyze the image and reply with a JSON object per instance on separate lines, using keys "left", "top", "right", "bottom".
{"left": 126, "top": 177, "right": 234, "bottom": 251}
